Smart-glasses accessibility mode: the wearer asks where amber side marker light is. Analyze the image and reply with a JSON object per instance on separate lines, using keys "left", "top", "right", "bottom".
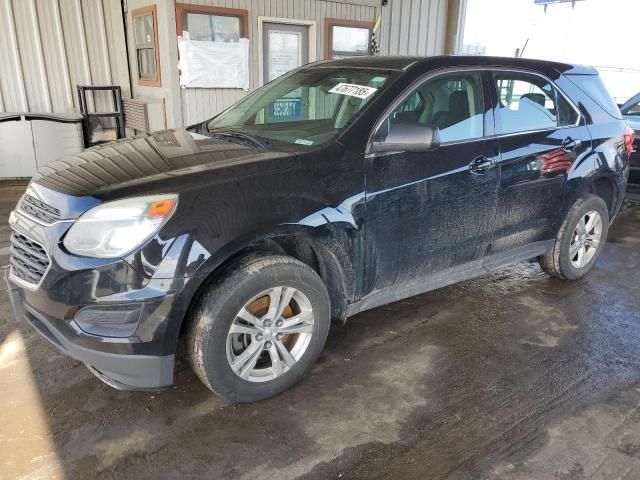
{"left": 146, "top": 198, "right": 176, "bottom": 217}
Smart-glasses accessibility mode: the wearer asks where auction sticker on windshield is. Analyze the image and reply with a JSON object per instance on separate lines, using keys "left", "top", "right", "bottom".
{"left": 329, "top": 83, "right": 377, "bottom": 99}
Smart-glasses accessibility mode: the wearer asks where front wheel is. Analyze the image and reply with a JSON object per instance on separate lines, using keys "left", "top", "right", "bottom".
{"left": 187, "top": 254, "right": 331, "bottom": 402}
{"left": 539, "top": 194, "right": 609, "bottom": 280}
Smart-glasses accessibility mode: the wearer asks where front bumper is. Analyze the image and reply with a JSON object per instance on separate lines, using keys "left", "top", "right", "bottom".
{"left": 6, "top": 270, "right": 175, "bottom": 389}
{"left": 5, "top": 204, "right": 195, "bottom": 391}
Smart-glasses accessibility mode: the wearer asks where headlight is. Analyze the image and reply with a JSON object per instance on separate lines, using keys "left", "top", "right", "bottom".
{"left": 63, "top": 195, "right": 178, "bottom": 258}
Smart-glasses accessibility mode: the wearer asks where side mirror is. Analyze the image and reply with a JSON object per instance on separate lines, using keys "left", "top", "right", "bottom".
{"left": 371, "top": 122, "right": 440, "bottom": 153}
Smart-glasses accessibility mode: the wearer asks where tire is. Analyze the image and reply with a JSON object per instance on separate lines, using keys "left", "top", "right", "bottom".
{"left": 539, "top": 194, "right": 609, "bottom": 280}
{"left": 187, "top": 254, "right": 331, "bottom": 402}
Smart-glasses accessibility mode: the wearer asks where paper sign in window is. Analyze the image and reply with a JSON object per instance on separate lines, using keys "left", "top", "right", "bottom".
{"left": 268, "top": 31, "right": 301, "bottom": 81}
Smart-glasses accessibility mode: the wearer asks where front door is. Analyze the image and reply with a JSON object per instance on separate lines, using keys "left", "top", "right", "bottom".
{"left": 363, "top": 70, "right": 501, "bottom": 293}
{"left": 489, "top": 70, "right": 593, "bottom": 254}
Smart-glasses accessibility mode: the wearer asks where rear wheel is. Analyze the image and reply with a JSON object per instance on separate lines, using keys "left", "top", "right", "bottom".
{"left": 539, "top": 194, "right": 609, "bottom": 280}
{"left": 187, "top": 254, "right": 331, "bottom": 402}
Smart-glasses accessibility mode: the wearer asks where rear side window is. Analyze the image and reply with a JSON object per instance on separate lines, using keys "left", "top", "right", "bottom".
{"left": 565, "top": 74, "right": 622, "bottom": 119}
{"left": 557, "top": 94, "right": 579, "bottom": 126}
{"left": 494, "top": 72, "right": 579, "bottom": 134}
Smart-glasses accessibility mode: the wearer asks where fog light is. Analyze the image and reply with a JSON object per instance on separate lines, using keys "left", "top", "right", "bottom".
{"left": 74, "top": 304, "right": 144, "bottom": 337}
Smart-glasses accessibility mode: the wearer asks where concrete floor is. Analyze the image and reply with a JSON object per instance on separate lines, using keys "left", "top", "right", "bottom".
{"left": 1, "top": 182, "right": 640, "bottom": 480}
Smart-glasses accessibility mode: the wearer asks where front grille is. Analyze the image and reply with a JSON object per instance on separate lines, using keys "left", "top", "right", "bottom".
{"left": 20, "top": 194, "right": 61, "bottom": 224}
{"left": 9, "top": 232, "right": 51, "bottom": 287}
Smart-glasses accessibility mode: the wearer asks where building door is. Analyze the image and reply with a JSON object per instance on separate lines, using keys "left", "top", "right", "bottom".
{"left": 261, "top": 21, "right": 312, "bottom": 123}
{"left": 262, "top": 22, "right": 310, "bottom": 84}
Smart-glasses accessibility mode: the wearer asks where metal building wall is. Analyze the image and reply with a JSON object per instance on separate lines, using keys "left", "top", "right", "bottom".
{"left": 179, "top": 0, "right": 377, "bottom": 126}
{"left": 0, "top": 0, "right": 130, "bottom": 113}
{"left": 379, "top": 0, "right": 448, "bottom": 56}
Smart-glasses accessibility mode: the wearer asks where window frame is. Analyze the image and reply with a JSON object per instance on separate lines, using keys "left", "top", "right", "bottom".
{"left": 175, "top": 3, "right": 249, "bottom": 40}
{"left": 132, "top": 5, "right": 161, "bottom": 87}
{"left": 624, "top": 102, "right": 640, "bottom": 116}
{"left": 490, "top": 69, "right": 582, "bottom": 137}
{"left": 324, "top": 18, "right": 374, "bottom": 60}
{"left": 366, "top": 68, "right": 490, "bottom": 154}
{"left": 621, "top": 94, "right": 640, "bottom": 117}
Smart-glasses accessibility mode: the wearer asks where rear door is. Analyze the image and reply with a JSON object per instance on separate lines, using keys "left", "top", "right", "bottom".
{"left": 489, "top": 70, "right": 592, "bottom": 254}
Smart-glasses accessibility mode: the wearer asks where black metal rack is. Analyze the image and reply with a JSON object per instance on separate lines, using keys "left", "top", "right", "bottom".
{"left": 77, "top": 85, "right": 125, "bottom": 148}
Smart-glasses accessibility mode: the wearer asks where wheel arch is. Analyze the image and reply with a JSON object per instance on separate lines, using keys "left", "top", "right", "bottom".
{"left": 170, "top": 223, "right": 357, "bottom": 350}
{"left": 590, "top": 174, "right": 619, "bottom": 219}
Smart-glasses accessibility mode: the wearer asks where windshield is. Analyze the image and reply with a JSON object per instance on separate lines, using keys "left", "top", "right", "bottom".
{"left": 207, "top": 67, "right": 391, "bottom": 147}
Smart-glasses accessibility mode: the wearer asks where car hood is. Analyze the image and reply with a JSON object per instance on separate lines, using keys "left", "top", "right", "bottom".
{"left": 30, "top": 128, "right": 299, "bottom": 203}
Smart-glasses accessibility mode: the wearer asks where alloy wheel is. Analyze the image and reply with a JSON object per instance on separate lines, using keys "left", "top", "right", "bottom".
{"left": 569, "top": 210, "right": 602, "bottom": 269}
{"left": 226, "top": 287, "right": 314, "bottom": 382}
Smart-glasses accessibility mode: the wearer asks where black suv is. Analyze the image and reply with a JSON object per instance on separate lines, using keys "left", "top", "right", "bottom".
{"left": 6, "top": 56, "right": 632, "bottom": 402}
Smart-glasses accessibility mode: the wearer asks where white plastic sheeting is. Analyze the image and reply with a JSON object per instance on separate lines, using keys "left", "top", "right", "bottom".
{"left": 178, "top": 38, "right": 250, "bottom": 90}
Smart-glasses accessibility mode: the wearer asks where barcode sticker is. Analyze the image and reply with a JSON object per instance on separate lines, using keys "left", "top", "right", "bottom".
{"left": 328, "top": 83, "right": 378, "bottom": 99}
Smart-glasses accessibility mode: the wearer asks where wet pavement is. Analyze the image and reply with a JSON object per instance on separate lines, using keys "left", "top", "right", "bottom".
{"left": 1, "top": 181, "right": 639, "bottom": 480}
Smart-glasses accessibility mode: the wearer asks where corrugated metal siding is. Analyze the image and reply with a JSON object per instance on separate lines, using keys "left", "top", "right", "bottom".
{"left": 0, "top": 0, "right": 28, "bottom": 112}
{"left": 180, "top": 0, "right": 377, "bottom": 125}
{"left": 379, "top": 0, "right": 447, "bottom": 56}
{"left": 0, "top": 0, "right": 130, "bottom": 114}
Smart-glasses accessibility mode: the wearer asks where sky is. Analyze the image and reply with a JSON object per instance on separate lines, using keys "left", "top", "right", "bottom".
{"left": 462, "top": 0, "right": 640, "bottom": 102}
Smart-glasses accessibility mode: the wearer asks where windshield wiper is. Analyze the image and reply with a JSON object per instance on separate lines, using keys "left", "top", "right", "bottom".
{"left": 207, "top": 129, "right": 268, "bottom": 149}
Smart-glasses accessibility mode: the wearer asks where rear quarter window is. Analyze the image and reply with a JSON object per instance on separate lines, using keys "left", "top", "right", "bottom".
{"left": 565, "top": 74, "right": 622, "bottom": 119}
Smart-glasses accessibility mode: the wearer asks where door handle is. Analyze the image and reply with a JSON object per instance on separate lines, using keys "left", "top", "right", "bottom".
{"left": 469, "top": 156, "right": 496, "bottom": 174}
{"left": 561, "top": 137, "right": 582, "bottom": 152}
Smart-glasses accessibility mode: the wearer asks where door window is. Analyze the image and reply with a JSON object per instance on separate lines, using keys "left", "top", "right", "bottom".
{"left": 377, "top": 72, "right": 484, "bottom": 144}
{"left": 262, "top": 22, "right": 309, "bottom": 84}
{"left": 494, "top": 72, "right": 578, "bottom": 134}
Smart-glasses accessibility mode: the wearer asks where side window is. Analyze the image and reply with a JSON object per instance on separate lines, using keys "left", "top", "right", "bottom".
{"left": 132, "top": 5, "right": 161, "bottom": 87}
{"left": 176, "top": 4, "right": 248, "bottom": 42}
{"left": 378, "top": 72, "right": 484, "bottom": 144}
{"left": 326, "top": 19, "right": 373, "bottom": 59}
{"left": 621, "top": 98, "right": 640, "bottom": 117}
{"left": 494, "top": 72, "right": 578, "bottom": 134}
